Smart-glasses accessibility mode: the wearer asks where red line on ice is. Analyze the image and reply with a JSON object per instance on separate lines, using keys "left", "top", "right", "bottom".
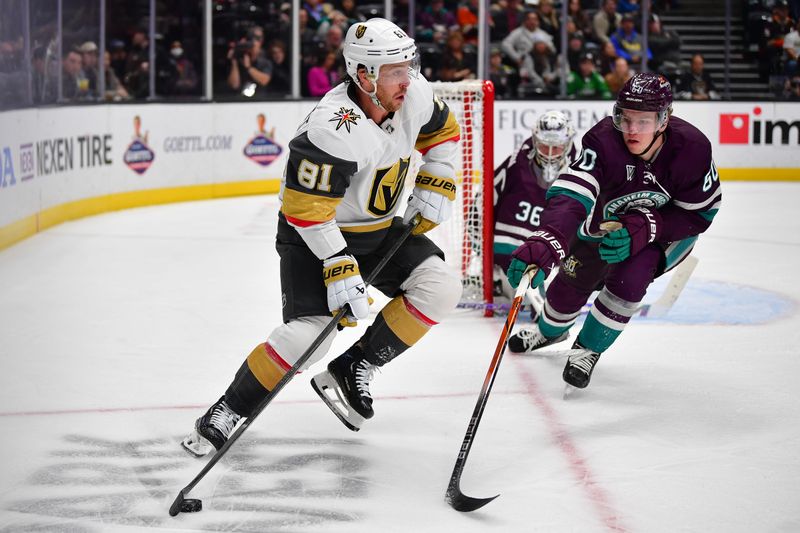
{"left": 513, "top": 358, "right": 629, "bottom": 533}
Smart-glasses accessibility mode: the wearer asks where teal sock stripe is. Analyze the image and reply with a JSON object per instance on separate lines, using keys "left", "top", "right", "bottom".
{"left": 578, "top": 313, "right": 622, "bottom": 353}
{"left": 538, "top": 316, "right": 572, "bottom": 339}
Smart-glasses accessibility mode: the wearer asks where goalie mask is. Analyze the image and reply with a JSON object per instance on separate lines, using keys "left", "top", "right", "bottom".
{"left": 531, "top": 110, "right": 575, "bottom": 183}
{"left": 344, "top": 18, "right": 420, "bottom": 107}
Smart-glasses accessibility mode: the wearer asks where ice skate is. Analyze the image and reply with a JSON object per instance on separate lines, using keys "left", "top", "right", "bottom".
{"left": 562, "top": 341, "right": 601, "bottom": 390}
{"left": 508, "top": 324, "right": 568, "bottom": 354}
{"left": 181, "top": 396, "right": 242, "bottom": 457}
{"left": 311, "top": 349, "right": 378, "bottom": 432}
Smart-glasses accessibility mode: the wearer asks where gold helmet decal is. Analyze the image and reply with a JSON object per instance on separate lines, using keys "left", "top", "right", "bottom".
{"left": 355, "top": 25, "right": 367, "bottom": 39}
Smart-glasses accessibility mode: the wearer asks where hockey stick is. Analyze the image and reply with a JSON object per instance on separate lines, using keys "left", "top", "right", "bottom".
{"left": 457, "top": 255, "right": 699, "bottom": 319}
{"left": 169, "top": 219, "right": 419, "bottom": 517}
{"left": 445, "top": 268, "right": 535, "bottom": 512}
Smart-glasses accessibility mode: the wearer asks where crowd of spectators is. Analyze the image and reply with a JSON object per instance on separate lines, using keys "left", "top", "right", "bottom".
{"left": 746, "top": 0, "right": 800, "bottom": 98}
{"left": 5, "top": 0, "right": 800, "bottom": 108}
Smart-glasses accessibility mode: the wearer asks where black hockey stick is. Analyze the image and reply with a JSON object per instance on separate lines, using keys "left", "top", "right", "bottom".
{"left": 169, "top": 218, "right": 419, "bottom": 517}
{"left": 445, "top": 268, "right": 535, "bottom": 512}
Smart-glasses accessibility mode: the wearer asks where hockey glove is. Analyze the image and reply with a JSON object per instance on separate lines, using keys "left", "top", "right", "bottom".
{"left": 506, "top": 228, "right": 567, "bottom": 289}
{"left": 402, "top": 172, "right": 456, "bottom": 235}
{"left": 323, "top": 254, "right": 370, "bottom": 327}
{"left": 599, "top": 207, "right": 663, "bottom": 264}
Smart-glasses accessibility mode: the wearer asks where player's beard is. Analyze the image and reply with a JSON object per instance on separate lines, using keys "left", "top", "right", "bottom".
{"left": 376, "top": 83, "right": 407, "bottom": 113}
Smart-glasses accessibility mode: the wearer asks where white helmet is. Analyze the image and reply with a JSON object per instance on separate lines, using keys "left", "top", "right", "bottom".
{"left": 343, "top": 18, "right": 419, "bottom": 104}
{"left": 531, "top": 110, "right": 575, "bottom": 183}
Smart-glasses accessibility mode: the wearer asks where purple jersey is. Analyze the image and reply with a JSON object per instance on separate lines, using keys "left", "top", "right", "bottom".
{"left": 542, "top": 116, "right": 721, "bottom": 265}
{"left": 493, "top": 137, "right": 578, "bottom": 270}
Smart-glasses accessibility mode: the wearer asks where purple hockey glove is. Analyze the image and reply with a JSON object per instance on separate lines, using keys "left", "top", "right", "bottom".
{"left": 599, "top": 206, "right": 663, "bottom": 263}
{"left": 507, "top": 228, "right": 567, "bottom": 288}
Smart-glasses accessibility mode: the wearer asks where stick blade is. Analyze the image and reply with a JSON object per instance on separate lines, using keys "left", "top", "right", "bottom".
{"left": 445, "top": 486, "right": 499, "bottom": 512}
{"left": 168, "top": 490, "right": 186, "bottom": 517}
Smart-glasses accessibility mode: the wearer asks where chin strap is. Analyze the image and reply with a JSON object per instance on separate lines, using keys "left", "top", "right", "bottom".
{"left": 632, "top": 129, "right": 665, "bottom": 158}
{"left": 356, "top": 79, "right": 384, "bottom": 109}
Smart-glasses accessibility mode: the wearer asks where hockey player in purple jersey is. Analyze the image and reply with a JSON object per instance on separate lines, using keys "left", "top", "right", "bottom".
{"left": 492, "top": 111, "right": 577, "bottom": 301}
{"left": 505, "top": 72, "right": 722, "bottom": 389}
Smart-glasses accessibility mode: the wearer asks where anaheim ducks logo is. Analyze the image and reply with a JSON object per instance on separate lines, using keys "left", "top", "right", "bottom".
{"left": 355, "top": 25, "right": 367, "bottom": 39}
{"left": 367, "top": 157, "right": 410, "bottom": 217}
{"left": 329, "top": 107, "right": 361, "bottom": 133}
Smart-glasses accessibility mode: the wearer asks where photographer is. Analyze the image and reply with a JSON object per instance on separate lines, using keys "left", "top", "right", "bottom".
{"left": 227, "top": 27, "right": 273, "bottom": 97}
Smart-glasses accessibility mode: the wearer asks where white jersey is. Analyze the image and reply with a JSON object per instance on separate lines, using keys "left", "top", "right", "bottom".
{"left": 278, "top": 75, "right": 460, "bottom": 258}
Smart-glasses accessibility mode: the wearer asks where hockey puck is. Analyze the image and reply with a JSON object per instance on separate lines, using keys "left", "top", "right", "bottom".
{"left": 180, "top": 498, "right": 202, "bottom": 513}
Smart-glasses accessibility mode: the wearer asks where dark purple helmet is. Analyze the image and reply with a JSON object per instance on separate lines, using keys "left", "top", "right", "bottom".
{"left": 613, "top": 72, "right": 673, "bottom": 132}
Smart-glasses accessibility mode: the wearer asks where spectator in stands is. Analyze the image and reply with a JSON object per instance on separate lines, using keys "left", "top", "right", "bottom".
{"left": 438, "top": 30, "right": 477, "bottom": 82}
{"left": 598, "top": 40, "right": 619, "bottom": 76}
{"left": 103, "top": 50, "right": 129, "bottom": 101}
{"left": 537, "top": 0, "right": 560, "bottom": 40}
{"left": 519, "top": 39, "right": 559, "bottom": 97}
{"left": 304, "top": 0, "right": 325, "bottom": 30}
{"left": 109, "top": 39, "right": 127, "bottom": 81}
{"left": 317, "top": 10, "right": 349, "bottom": 40}
{"left": 457, "top": 0, "right": 482, "bottom": 44}
{"left": 307, "top": 49, "right": 339, "bottom": 96}
{"left": 502, "top": 11, "right": 555, "bottom": 68}
{"left": 569, "top": 0, "right": 594, "bottom": 39}
{"left": 79, "top": 41, "right": 99, "bottom": 97}
{"left": 782, "top": 18, "right": 800, "bottom": 76}
{"left": 31, "top": 46, "right": 48, "bottom": 104}
{"left": 604, "top": 56, "right": 634, "bottom": 95}
{"left": 324, "top": 24, "right": 346, "bottom": 54}
{"left": 611, "top": 13, "right": 652, "bottom": 69}
{"left": 340, "top": 0, "right": 366, "bottom": 26}
{"left": 266, "top": 40, "right": 291, "bottom": 95}
{"left": 567, "top": 52, "right": 612, "bottom": 99}
{"left": 783, "top": 73, "right": 800, "bottom": 99}
{"left": 125, "top": 30, "right": 152, "bottom": 98}
{"left": 167, "top": 40, "right": 199, "bottom": 96}
{"left": 227, "top": 27, "right": 273, "bottom": 98}
{"left": 593, "top": 0, "right": 621, "bottom": 45}
{"left": 61, "top": 48, "right": 90, "bottom": 101}
{"left": 617, "top": 0, "right": 640, "bottom": 15}
{"left": 491, "top": 0, "right": 525, "bottom": 42}
{"left": 647, "top": 14, "right": 682, "bottom": 74}
{"left": 676, "top": 53, "right": 720, "bottom": 100}
{"left": 764, "top": 1, "right": 795, "bottom": 74}
{"left": 418, "top": 0, "right": 457, "bottom": 44}
{"left": 567, "top": 31, "right": 588, "bottom": 72}
{"left": 489, "top": 46, "right": 518, "bottom": 99}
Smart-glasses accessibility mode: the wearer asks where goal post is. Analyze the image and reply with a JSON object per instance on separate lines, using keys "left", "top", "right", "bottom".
{"left": 428, "top": 80, "right": 495, "bottom": 316}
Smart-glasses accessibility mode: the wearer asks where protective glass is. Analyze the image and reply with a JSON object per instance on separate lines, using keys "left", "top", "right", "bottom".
{"left": 612, "top": 105, "right": 661, "bottom": 134}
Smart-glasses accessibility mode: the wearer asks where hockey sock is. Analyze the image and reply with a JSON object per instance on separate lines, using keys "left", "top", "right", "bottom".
{"left": 576, "top": 312, "right": 622, "bottom": 354}
{"left": 358, "top": 295, "right": 437, "bottom": 366}
{"left": 224, "top": 343, "right": 288, "bottom": 417}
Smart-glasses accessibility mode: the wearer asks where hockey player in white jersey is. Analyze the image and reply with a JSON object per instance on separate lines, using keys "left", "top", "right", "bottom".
{"left": 181, "top": 18, "right": 463, "bottom": 455}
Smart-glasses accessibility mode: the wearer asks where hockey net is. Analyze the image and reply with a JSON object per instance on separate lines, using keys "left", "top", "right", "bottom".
{"left": 425, "top": 80, "right": 495, "bottom": 315}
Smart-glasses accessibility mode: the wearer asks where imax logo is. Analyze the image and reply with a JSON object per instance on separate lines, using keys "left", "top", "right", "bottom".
{"left": 719, "top": 107, "right": 800, "bottom": 145}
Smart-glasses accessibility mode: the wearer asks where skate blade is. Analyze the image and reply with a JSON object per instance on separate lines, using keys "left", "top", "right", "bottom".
{"left": 311, "top": 371, "right": 365, "bottom": 432}
{"left": 181, "top": 430, "right": 214, "bottom": 457}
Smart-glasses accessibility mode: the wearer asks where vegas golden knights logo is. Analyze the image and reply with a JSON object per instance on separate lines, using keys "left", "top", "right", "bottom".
{"left": 355, "top": 25, "right": 367, "bottom": 39}
{"left": 367, "top": 158, "right": 410, "bottom": 217}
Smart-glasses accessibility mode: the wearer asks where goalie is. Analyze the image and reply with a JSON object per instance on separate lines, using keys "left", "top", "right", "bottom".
{"left": 506, "top": 73, "right": 722, "bottom": 390}
{"left": 182, "top": 18, "right": 463, "bottom": 455}
{"left": 491, "top": 110, "right": 578, "bottom": 305}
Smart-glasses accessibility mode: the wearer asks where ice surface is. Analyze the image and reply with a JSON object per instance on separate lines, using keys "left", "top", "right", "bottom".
{"left": 0, "top": 182, "right": 798, "bottom": 532}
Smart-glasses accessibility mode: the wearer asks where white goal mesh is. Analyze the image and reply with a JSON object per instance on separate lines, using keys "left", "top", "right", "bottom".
{"left": 425, "top": 80, "right": 494, "bottom": 311}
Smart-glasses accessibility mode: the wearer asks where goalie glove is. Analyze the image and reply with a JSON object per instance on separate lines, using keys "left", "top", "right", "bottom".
{"left": 599, "top": 206, "right": 663, "bottom": 264}
{"left": 322, "top": 254, "right": 370, "bottom": 327}
{"left": 402, "top": 171, "right": 456, "bottom": 235}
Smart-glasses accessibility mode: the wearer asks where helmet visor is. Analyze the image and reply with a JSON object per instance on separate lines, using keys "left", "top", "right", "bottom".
{"left": 613, "top": 105, "right": 660, "bottom": 134}
{"left": 378, "top": 53, "right": 420, "bottom": 84}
